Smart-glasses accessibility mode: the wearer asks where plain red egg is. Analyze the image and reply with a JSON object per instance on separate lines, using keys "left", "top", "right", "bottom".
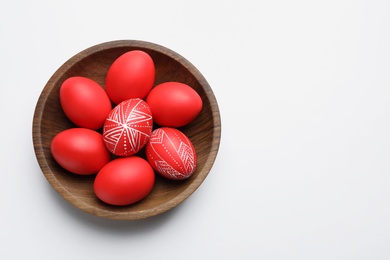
{"left": 94, "top": 156, "right": 155, "bottom": 206}
{"left": 146, "top": 127, "right": 197, "bottom": 180}
{"left": 105, "top": 50, "right": 155, "bottom": 104}
{"left": 103, "top": 98, "right": 153, "bottom": 156}
{"left": 146, "top": 82, "right": 202, "bottom": 127}
{"left": 50, "top": 128, "right": 111, "bottom": 175}
{"left": 60, "top": 76, "right": 112, "bottom": 130}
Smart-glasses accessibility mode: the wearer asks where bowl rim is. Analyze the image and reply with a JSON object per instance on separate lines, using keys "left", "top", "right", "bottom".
{"left": 32, "top": 40, "right": 221, "bottom": 220}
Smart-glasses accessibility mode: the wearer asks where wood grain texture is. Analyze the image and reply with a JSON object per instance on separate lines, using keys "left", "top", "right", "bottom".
{"left": 32, "top": 40, "right": 221, "bottom": 220}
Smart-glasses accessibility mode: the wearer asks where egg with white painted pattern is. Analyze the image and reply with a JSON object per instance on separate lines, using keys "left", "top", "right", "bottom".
{"left": 145, "top": 127, "right": 197, "bottom": 180}
{"left": 103, "top": 98, "right": 153, "bottom": 156}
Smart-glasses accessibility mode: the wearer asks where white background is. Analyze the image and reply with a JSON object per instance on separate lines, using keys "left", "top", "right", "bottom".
{"left": 1, "top": 0, "right": 390, "bottom": 259}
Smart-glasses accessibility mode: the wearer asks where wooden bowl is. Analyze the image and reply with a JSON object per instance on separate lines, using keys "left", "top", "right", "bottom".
{"left": 32, "top": 40, "right": 221, "bottom": 220}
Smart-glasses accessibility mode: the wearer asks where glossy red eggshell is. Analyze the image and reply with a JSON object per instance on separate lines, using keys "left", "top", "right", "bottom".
{"left": 103, "top": 98, "right": 153, "bottom": 156}
{"left": 146, "top": 127, "right": 197, "bottom": 180}
{"left": 50, "top": 128, "right": 111, "bottom": 175}
{"left": 93, "top": 157, "right": 155, "bottom": 206}
{"left": 146, "top": 82, "right": 202, "bottom": 127}
{"left": 60, "top": 76, "right": 112, "bottom": 129}
{"left": 105, "top": 50, "right": 155, "bottom": 104}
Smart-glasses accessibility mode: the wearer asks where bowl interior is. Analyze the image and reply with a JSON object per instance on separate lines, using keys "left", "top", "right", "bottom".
{"left": 33, "top": 40, "right": 221, "bottom": 220}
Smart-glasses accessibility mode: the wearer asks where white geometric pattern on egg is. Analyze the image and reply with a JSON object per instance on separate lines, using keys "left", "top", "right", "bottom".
{"left": 103, "top": 98, "right": 153, "bottom": 156}
{"left": 147, "top": 128, "right": 196, "bottom": 180}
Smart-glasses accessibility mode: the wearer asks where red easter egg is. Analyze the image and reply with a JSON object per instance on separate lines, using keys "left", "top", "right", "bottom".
{"left": 105, "top": 50, "right": 155, "bottom": 104}
{"left": 51, "top": 128, "right": 111, "bottom": 175}
{"left": 146, "top": 82, "right": 202, "bottom": 127}
{"left": 94, "top": 156, "right": 155, "bottom": 206}
{"left": 103, "top": 98, "right": 153, "bottom": 156}
{"left": 145, "top": 127, "right": 197, "bottom": 180}
{"left": 60, "top": 76, "right": 112, "bottom": 130}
